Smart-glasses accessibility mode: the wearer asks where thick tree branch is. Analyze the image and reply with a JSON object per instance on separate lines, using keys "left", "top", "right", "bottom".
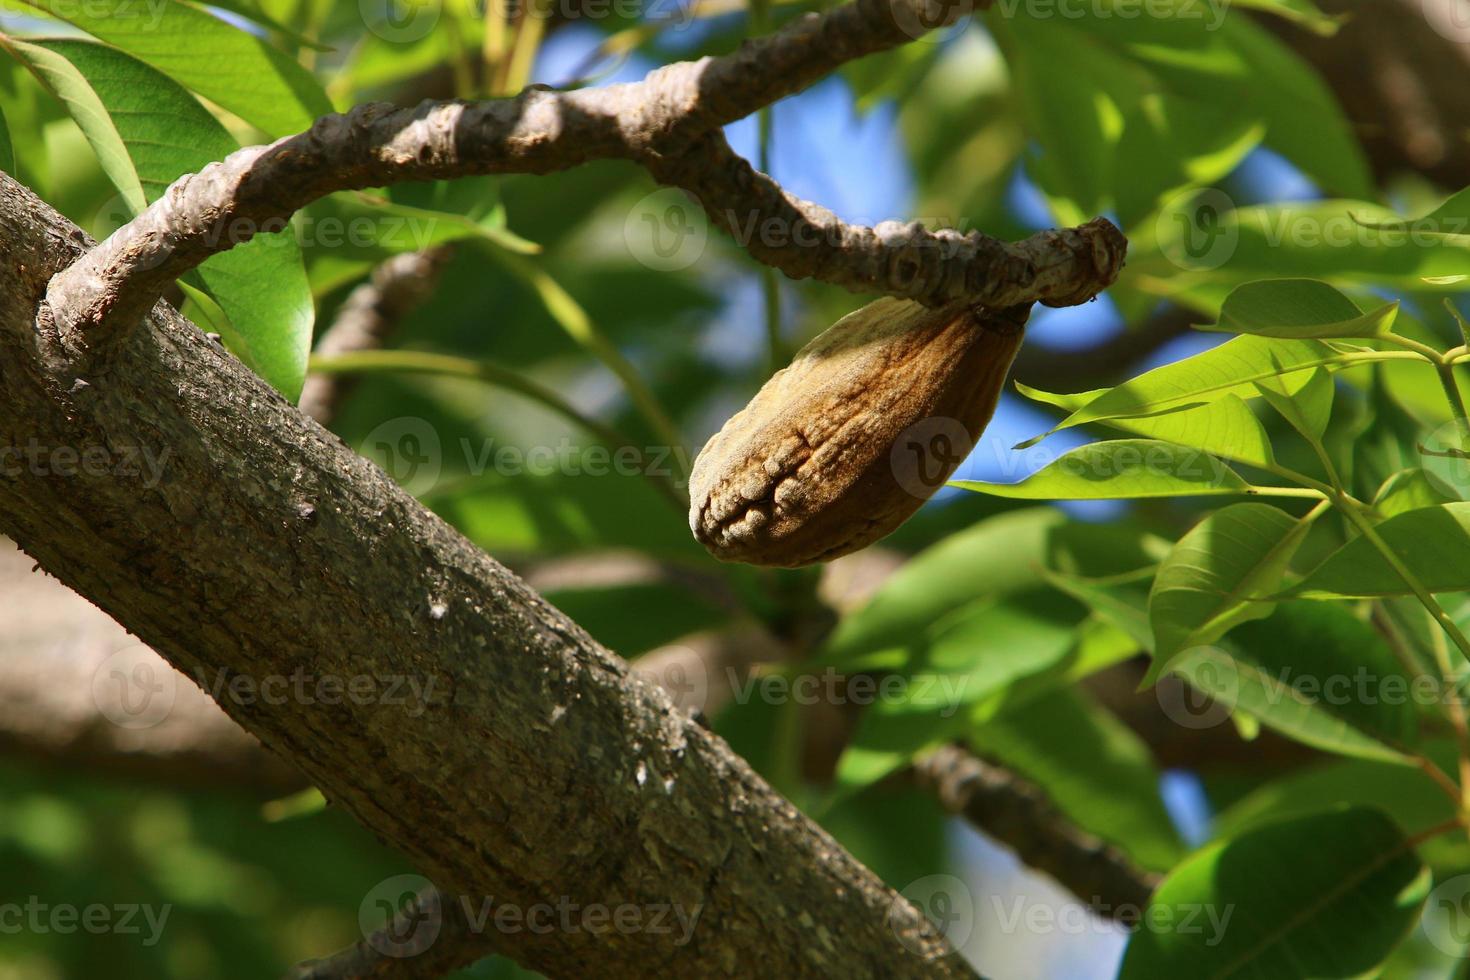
{"left": 0, "top": 173, "right": 976, "bottom": 977}
{"left": 0, "top": 540, "right": 305, "bottom": 794}
{"left": 43, "top": 0, "right": 1122, "bottom": 345}
{"left": 913, "top": 745, "right": 1161, "bottom": 919}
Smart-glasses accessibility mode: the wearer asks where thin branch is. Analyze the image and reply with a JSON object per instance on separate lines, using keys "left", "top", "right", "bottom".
{"left": 300, "top": 247, "right": 453, "bottom": 426}
{"left": 913, "top": 744, "right": 1161, "bottom": 918}
{"left": 283, "top": 887, "right": 494, "bottom": 980}
{"left": 647, "top": 131, "right": 1125, "bottom": 308}
{"left": 43, "top": 0, "right": 1122, "bottom": 345}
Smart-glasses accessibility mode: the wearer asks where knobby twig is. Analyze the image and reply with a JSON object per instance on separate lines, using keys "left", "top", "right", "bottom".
{"left": 914, "top": 744, "right": 1161, "bottom": 918}
{"left": 43, "top": 0, "right": 1124, "bottom": 347}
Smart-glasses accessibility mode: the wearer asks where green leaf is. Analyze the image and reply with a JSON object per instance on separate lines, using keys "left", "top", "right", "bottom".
{"left": 1291, "top": 503, "right": 1470, "bottom": 598}
{"left": 1205, "top": 278, "right": 1398, "bottom": 339}
{"left": 1113, "top": 95, "right": 1264, "bottom": 228}
{"left": 1016, "top": 383, "right": 1275, "bottom": 470}
{"left": 953, "top": 440, "right": 1248, "bottom": 500}
{"left": 14, "top": 0, "right": 332, "bottom": 136}
{"left": 1374, "top": 469, "right": 1456, "bottom": 519}
{"left": 991, "top": 1, "right": 1343, "bottom": 224}
{"left": 1146, "top": 503, "right": 1312, "bottom": 678}
{"left": 1021, "top": 336, "right": 1369, "bottom": 443}
{"left": 1134, "top": 200, "right": 1470, "bottom": 303}
{"left": 1167, "top": 602, "right": 1420, "bottom": 763}
{"left": 1217, "top": 749, "right": 1459, "bottom": 851}
{"left": 1118, "top": 807, "right": 1429, "bottom": 979}
{"left": 7, "top": 37, "right": 313, "bottom": 397}
{"left": 1353, "top": 186, "right": 1470, "bottom": 244}
{"left": 1217, "top": 17, "right": 1372, "bottom": 198}
{"left": 1045, "top": 571, "right": 1155, "bottom": 651}
{"left": 1255, "top": 366, "right": 1335, "bottom": 444}
{"left": 197, "top": 0, "right": 333, "bottom": 53}
{"left": 833, "top": 592, "right": 1077, "bottom": 792}
{"left": 1, "top": 35, "right": 145, "bottom": 210}
{"left": 821, "top": 508, "right": 1066, "bottom": 666}
{"left": 975, "top": 687, "right": 1183, "bottom": 872}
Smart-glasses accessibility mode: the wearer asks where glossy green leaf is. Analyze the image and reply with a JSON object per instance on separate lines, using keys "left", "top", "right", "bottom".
{"left": 976, "top": 687, "right": 1183, "bottom": 872}
{"left": 992, "top": 0, "right": 1353, "bottom": 224}
{"left": 1045, "top": 571, "right": 1155, "bottom": 652}
{"left": 14, "top": 0, "right": 332, "bottom": 136}
{"left": 1119, "top": 807, "right": 1429, "bottom": 979}
{"left": 1205, "top": 278, "right": 1398, "bottom": 339}
{"left": 1374, "top": 469, "right": 1456, "bottom": 518}
{"left": 822, "top": 508, "right": 1066, "bottom": 666}
{"left": 1021, "top": 336, "right": 1372, "bottom": 443}
{"left": 954, "top": 440, "right": 1248, "bottom": 500}
{"left": 1134, "top": 200, "right": 1470, "bottom": 302}
{"left": 1216, "top": 17, "right": 1372, "bottom": 198}
{"left": 1112, "top": 95, "right": 1263, "bottom": 228}
{"left": 1217, "top": 749, "right": 1458, "bottom": 848}
{"left": 1167, "top": 602, "right": 1420, "bottom": 763}
{"left": 198, "top": 0, "right": 332, "bottom": 52}
{"left": 1255, "top": 367, "right": 1335, "bottom": 444}
{"left": 6, "top": 37, "right": 312, "bottom": 397}
{"left": 1016, "top": 383, "right": 1275, "bottom": 470}
{"left": 1291, "top": 503, "right": 1470, "bottom": 598}
{"left": 1147, "top": 503, "right": 1311, "bottom": 676}
{"left": 1353, "top": 186, "right": 1470, "bottom": 244}
{"left": 833, "top": 592, "right": 1077, "bottom": 792}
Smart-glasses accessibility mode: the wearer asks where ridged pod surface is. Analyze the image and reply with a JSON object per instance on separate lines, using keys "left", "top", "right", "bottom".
{"left": 689, "top": 297, "right": 1029, "bottom": 566}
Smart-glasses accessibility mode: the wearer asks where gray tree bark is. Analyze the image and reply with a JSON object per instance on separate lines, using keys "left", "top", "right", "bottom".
{"left": 0, "top": 172, "right": 976, "bottom": 978}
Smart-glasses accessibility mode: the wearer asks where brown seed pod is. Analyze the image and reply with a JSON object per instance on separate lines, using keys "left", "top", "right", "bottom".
{"left": 689, "top": 297, "right": 1030, "bottom": 567}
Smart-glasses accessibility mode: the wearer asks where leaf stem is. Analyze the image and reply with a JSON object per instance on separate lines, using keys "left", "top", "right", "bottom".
{"left": 1438, "top": 361, "right": 1470, "bottom": 427}
{"left": 1243, "top": 485, "right": 1328, "bottom": 499}
{"left": 1376, "top": 332, "right": 1446, "bottom": 363}
{"left": 1408, "top": 817, "right": 1468, "bottom": 849}
{"left": 490, "top": 251, "right": 689, "bottom": 479}
{"left": 1336, "top": 499, "right": 1470, "bottom": 665}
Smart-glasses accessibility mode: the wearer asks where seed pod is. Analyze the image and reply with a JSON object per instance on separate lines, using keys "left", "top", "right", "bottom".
{"left": 689, "top": 297, "right": 1029, "bottom": 567}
